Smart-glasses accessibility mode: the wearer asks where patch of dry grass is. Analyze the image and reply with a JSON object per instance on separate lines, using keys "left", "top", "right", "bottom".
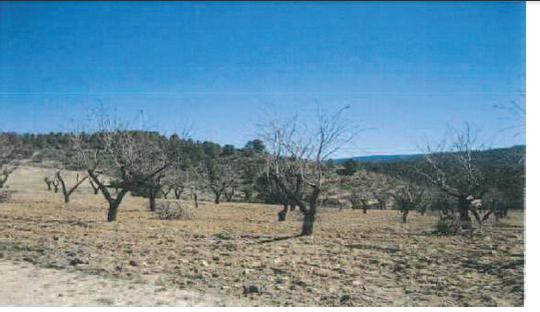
{"left": 0, "top": 166, "right": 524, "bottom": 306}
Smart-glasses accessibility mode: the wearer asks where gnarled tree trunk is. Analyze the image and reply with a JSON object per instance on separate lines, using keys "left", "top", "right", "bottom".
{"left": 56, "top": 171, "right": 89, "bottom": 204}
{"left": 278, "top": 203, "right": 289, "bottom": 222}
{"left": 225, "top": 187, "right": 235, "bottom": 202}
{"left": 148, "top": 184, "right": 162, "bottom": 212}
{"left": 89, "top": 179, "right": 99, "bottom": 195}
{"left": 174, "top": 186, "right": 184, "bottom": 200}
{"left": 402, "top": 210, "right": 409, "bottom": 223}
{"left": 106, "top": 190, "right": 129, "bottom": 222}
{"left": 88, "top": 169, "right": 129, "bottom": 222}
{"left": 457, "top": 196, "right": 472, "bottom": 229}
{"left": 44, "top": 177, "right": 52, "bottom": 191}
{"left": 193, "top": 192, "right": 199, "bottom": 208}
{"left": 213, "top": 190, "right": 222, "bottom": 204}
{"left": 301, "top": 210, "right": 316, "bottom": 236}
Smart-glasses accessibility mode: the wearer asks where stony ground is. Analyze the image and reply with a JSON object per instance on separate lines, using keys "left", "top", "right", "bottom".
{"left": 0, "top": 259, "right": 236, "bottom": 306}
{"left": 0, "top": 166, "right": 525, "bottom": 306}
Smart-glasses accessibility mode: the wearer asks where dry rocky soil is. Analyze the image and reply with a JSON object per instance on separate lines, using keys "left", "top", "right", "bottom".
{"left": 0, "top": 166, "right": 524, "bottom": 306}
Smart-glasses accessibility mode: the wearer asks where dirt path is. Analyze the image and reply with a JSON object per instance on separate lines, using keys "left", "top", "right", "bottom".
{"left": 0, "top": 260, "right": 238, "bottom": 306}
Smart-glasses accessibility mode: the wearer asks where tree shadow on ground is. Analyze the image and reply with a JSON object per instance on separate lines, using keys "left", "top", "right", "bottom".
{"left": 256, "top": 234, "right": 302, "bottom": 244}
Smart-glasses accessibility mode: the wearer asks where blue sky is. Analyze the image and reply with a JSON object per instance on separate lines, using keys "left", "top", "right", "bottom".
{"left": 0, "top": 2, "right": 525, "bottom": 157}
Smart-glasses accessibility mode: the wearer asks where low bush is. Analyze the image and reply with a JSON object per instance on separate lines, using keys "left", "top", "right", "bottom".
{"left": 155, "top": 200, "right": 193, "bottom": 220}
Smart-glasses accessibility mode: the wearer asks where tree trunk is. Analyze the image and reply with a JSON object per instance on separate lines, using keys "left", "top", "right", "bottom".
{"left": 225, "top": 188, "right": 235, "bottom": 202}
{"left": 89, "top": 180, "right": 99, "bottom": 195}
{"left": 56, "top": 171, "right": 88, "bottom": 204}
{"left": 278, "top": 203, "right": 289, "bottom": 222}
{"left": 402, "top": 210, "right": 409, "bottom": 223}
{"left": 107, "top": 200, "right": 121, "bottom": 222}
{"left": 44, "top": 180, "right": 52, "bottom": 191}
{"left": 458, "top": 196, "right": 472, "bottom": 229}
{"left": 87, "top": 170, "right": 128, "bottom": 222}
{"left": 193, "top": 192, "right": 199, "bottom": 208}
{"left": 149, "top": 194, "right": 157, "bottom": 212}
{"left": 106, "top": 190, "right": 129, "bottom": 222}
{"left": 243, "top": 190, "right": 252, "bottom": 202}
{"left": 301, "top": 210, "right": 316, "bottom": 236}
{"left": 162, "top": 186, "right": 172, "bottom": 199}
{"left": 214, "top": 192, "right": 221, "bottom": 204}
{"left": 470, "top": 208, "right": 483, "bottom": 226}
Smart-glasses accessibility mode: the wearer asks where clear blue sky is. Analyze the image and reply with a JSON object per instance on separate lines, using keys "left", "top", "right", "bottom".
{"left": 0, "top": 1, "right": 525, "bottom": 157}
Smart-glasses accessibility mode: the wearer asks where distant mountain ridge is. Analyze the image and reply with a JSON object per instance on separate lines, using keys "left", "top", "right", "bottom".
{"left": 334, "top": 145, "right": 525, "bottom": 164}
{"left": 333, "top": 153, "right": 423, "bottom": 164}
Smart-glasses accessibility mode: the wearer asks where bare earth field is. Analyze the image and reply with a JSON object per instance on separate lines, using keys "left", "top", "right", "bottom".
{"left": 0, "top": 166, "right": 524, "bottom": 306}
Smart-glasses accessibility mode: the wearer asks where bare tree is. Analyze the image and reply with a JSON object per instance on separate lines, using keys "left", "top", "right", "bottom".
{"left": 186, "top": 164, "right": 203, "bottom": 208}
{"left": 73, "top": 112, "right": 170, "bottom": 221}
{"left": 44, "top": 177, "right": 53, "bottom": 191}
{"left": 161, "top": 183, "right": 174, "bottom": 199}
{"left": 55, "top": 170, "right": 89, "bottom": 204}
{"left": 389, "top": 182, "right": 425, "bottom": 223}
{"left": 372, "top": 192, "right": 387, "bottom": 210}
{"left": 51, "top": 177, "right": 60, "bottom": 193}
{"left": 256, "top": 170, "right": 298, "bottom": 221}
{"left": 349, "top": 189, "right": 369, "bottom": 214}
{"left": 417, "top": 124, "right": 491, "bottom": 229}
{"left": 162, "top": 167, "right": 189, "bottom": 200}
{"left": 237, "top": 155, "right": 265, "bottom": 202}
{"left": 200, "top": 157, "right": 240, "bottom": 204}
{"left": 261, "top": 106, "right": 357, "bottom": 236}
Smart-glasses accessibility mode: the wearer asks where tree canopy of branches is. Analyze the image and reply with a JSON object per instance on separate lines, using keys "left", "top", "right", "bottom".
{"left": 390, "top": 182, "right": 426, "bottom": 223}
{"left": 416, "top": 124, "right": 492, "bottom": 228}
{"left": 74, "top": 113, "right": 171, "bottom": 221}
{"left": 55, "top": 170, "right": 89, "bottom": 204}
{"left": 261, "top": 106, "right": 357, "bottom": 236}
{"left": 200, "top": 156, "right": 241, "bottom": 204}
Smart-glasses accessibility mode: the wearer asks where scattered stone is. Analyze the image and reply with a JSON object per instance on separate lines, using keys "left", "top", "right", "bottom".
{"left": 214, "top": 232, "right": 234, "bottom": 240}
{"left": 69, "top": 258, "right": 85, "bottom": 266}
{"left": 340, "top": 294, "right": 351, "bottom": 304}
{"left": 23, "top": 257, "right": 35, "bottom": 263}
{"left": 243, "top": 284, "right": 263, "bottom": 295}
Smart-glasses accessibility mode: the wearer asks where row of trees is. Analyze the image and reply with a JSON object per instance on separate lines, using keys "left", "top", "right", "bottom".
{"left": 1, "top": 108, "right": 524, "bottom": 236}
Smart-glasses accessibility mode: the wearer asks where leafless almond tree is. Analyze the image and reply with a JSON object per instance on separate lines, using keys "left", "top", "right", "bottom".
{"left": 51, "top": 177, "right": 60, "bottom": 193}
{"left": 389, "top": 182, "right": 425, "bottom": 223}
{"left": 73, "top": 111, "right": 170, "bottom": 221}
{"left": 55, "top": 170, "right": 89, "bottom": 204}
{"left": 200, "top": 157, "right": 241, "bottom": 204}
{"left": 44, "top": 176, "right": 53, "bottom": 191}
{"left": 261, "top": 106, "right": 357, "bottom": 236}
{"left": 417, "top": 124, "right": 491, "bottom": 229}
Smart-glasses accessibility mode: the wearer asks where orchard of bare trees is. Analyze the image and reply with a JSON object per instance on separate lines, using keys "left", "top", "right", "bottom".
{"left": 0, "top": 108, "right": 525, "bottom": 237}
